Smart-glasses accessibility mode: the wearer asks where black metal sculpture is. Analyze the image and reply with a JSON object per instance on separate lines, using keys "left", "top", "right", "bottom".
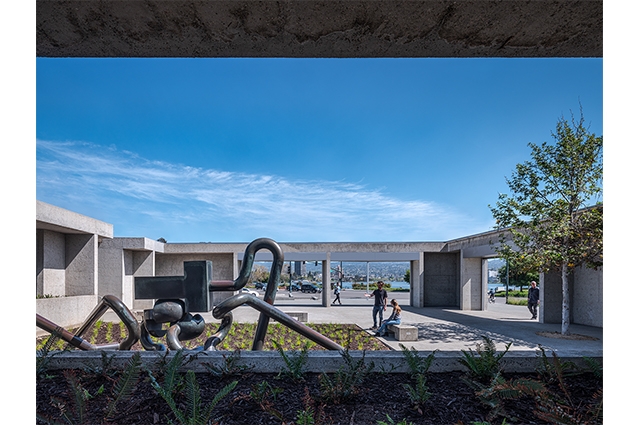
{"left": 36, "top": 238, "right": 343, "bottom": 351}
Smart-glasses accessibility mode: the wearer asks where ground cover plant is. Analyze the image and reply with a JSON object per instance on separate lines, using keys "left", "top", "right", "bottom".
{"left": 36, "top": 324, "right": 602, "bottom": 424}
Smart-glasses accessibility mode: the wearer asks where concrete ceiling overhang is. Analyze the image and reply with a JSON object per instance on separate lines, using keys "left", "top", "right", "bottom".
{"left": 36, "top": 1, "right": 602, "bottom": 58}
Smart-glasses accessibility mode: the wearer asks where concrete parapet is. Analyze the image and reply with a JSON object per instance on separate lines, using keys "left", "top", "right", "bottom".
{"left": 38, "top": 350, "right": 601, "bottom": 374}
{"left": 36, "top": 295, "right": 98, "bottom": 331}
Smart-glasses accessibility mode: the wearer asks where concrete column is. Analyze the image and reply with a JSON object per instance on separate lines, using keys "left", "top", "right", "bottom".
{"left": 460, "top": 251, "right": 469, "bottom": 310}
{"left": 131, "top": 250, "right": 155, "bottom": 310}
{"left": 37, "top": 229, "right": 66, "bottom": 297}
{"left": 409, "top": 257, "right": 424, "bottom": 307}
{"left": 322, "top": 253, "right": 331, "bottom": 307}
{"left": 481, "top": 258, "right": 488, "bottom": 311}
{"left": 65, "top": 234, "right": 98, "bottom": 296}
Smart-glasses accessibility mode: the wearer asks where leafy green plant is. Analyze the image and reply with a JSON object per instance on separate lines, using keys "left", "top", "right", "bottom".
{"left": 535, "top": 345, "right": 578, "bottom": 390}
{"left": 204, "top": 349, "right": 253, "bottom": 377}
{"left": 48, "top": 369, "right": 105, "bottom": 425}
{"left": 459, "top": 336, "right": 512, "bottom": 385}
{"left": 37, "top": 334, "right": 70, "bottom": 378}
{"left": 400, "top": 344, "right": 436, "bottom": 376}
{"left": 399, "top": 345, "right": 437, "bottom": 413}
{"left": 318, "top": 349, "right": 374, "bottom": 404}
{"left": 274, "top": 340, "right": 311, "bottom": 382}
{"left": 296, "top": 406, "right": 315, "bottom": 425}
{"left": 295, "top": 386, "right": 327, "bottom": 425}
{"left": 150, "top": 368, "right": 237, "bottom": 425}
{"left": 533, "top": 350, "right": 603, "bottom": 425}
{"left": 582, "top": 356, "right": 603, "bottom": 379}
{"left": 249, "top": 380, "right": 285, "bottom": 421}
{"left": 475, "top": 374, "right": 546, "bottom": 421}
{"left": 403, "top": 373, "right": 431, "bottom": 414}
{"left": 104, "top": 352, "right": 142, "bottom": 420}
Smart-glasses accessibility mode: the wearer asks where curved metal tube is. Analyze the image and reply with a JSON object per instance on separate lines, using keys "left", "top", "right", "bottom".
{"left": 140, "top": 326, "right": 166, "bottom": 351}
{"left": 209, "top": 237, "right": 284, "bottom": 292}
{"left": 36, "top": 314, "right": 104, "bottom": 351}
{"left": 38, "top": 295, "right": 140, "bottom": 351}
{"left": 203, "top": 312, "right": 233, "bottom": 351}
{"left": 74, "top": 295, "right": 141, "bottom": 350}
{"left": 166, "top": 324, "right": 184, "bottom": 350}
{"left": 212, "top": 293, "right": 343, "bottom": 351}
{"left": 208, "top": 237, "right": 285, "bottom": 350}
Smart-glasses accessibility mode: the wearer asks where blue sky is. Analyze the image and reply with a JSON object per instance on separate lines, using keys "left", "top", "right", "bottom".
{"left": 36, "top": 58, "right": 603, "bottom": 243}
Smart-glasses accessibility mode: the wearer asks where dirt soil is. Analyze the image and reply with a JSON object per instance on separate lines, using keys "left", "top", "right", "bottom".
{"left": 36, "top": 324, "right": 603, "bottom": 425}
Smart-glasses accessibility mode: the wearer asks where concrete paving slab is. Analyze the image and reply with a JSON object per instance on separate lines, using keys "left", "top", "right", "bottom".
{"left": 50, "top": 292, "right": 602, "bottom": 359}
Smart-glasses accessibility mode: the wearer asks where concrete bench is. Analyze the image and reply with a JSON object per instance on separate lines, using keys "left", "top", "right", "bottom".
{"left": 388, "top": 324, "right": 418, "bottom": 341}
{"left": 285, "top": 311, "right": 308, "bottom": 322}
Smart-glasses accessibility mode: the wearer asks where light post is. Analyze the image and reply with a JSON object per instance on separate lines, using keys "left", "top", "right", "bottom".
{"left": 505, "top": 259, "right": 510, "bottom": 304}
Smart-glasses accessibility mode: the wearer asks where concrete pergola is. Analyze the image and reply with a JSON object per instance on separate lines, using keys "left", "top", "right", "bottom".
{"left": 37, "top": 1, "right": 602, "bottom": 58}
{"left": 36, "top": 2, "right": 603, "bottom": 327}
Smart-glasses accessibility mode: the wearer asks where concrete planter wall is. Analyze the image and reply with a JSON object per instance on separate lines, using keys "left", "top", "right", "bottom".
{"left": 36, "top": 295, "right": 98, "bottom": 331}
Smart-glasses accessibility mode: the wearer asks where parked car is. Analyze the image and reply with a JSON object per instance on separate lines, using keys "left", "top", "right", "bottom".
{"left": 242, "top": 288, "right": 259, "bottom": 296}
{"left": 300, "top": 283, "right": 321, "bottom": 293}
{"left": 254, "top": 282, "right": 266, "bottom": 290}
{"left": 288, "top": 283, "right": 301, "bottom": 291}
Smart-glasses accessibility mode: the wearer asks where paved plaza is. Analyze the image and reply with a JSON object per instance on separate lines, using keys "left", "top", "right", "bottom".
{"left": 77, "top": 288, "right": 602, "bottom": 359}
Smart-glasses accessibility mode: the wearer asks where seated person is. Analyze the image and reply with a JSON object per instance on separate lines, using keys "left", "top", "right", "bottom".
{"left": 374, "top": 299, "right": 401, "bottom": 337}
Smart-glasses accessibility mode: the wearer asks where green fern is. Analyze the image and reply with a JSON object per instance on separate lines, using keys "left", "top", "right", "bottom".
{"left": 402, "top": 373, "right": 431, "bottom": 413}
{"left": 204, "top": 349, "right": 253, "bottom": 377}
{"left": 158, "top": 370, "right": 237, "bottom": 425}
{"left": 52, "top": 369, "right": 104, "bottom": 424}
{"left": 459, "top": 336, "right": 512, "bottom": 385}
{"left": 582, "top": 356, "right": 603, "bottom": 379}
{"left": 475, "top": 374, "right": 546, "bottom": 421}
{"left": 274, "top": 340, "right": 310, "bottom": 382}
{"left": 319, "top": 349, "right": 374, "bottom": 404}
{"left": 400, "top": 344, "right": 437, "bottom": 376}
{"left": 105, "top": 352, "right": 142, "bottom": 419}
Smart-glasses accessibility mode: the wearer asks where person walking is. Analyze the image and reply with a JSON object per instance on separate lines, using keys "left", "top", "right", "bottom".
{"left": 375, "top": 299, "right": 402, "bottom": 337}
{"left": 332, "top": 284, "right": 342, "bottom": 305}
{"left": 370, "top": 281, "right": 388, "bottom": 330}
{"left": 527, "top": 280, "right": 540, "bottom": 320}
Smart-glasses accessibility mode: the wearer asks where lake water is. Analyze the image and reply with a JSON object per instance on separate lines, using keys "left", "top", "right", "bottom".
{"left": 340, "top": 281, "right": 409, "bottom": 290}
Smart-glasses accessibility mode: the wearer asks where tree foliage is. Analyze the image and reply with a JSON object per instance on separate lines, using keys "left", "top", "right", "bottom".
{"left": 489, "top": 108, "right": 602, "bottom": 333}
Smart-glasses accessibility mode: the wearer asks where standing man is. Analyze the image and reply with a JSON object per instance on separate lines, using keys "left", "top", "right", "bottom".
{"left": 527, "top": 281, "right": 540, "bottom": 320}
{"left": 371, "top": 281, "right": 388, "bottom": 330}
{"left": 332, "top": 284, "right": 342, "bottom": 305}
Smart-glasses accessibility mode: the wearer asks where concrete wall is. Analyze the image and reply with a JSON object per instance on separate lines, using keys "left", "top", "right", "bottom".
{"left": 541, "top": 265, "right": 602, "bottom": 328}
{"left": 423, "top": 252, "right": 459, "bottom": 307}
{"left": 36, "top": 229, "right": 66, "bottom": 297}
{"left": 36, "top": 201, "right": 603, "bottom": 329}
{"left": 36, "top": 295, "right": 99, "bottom": 329}
{"left": 461, "top": 256, "right": 483, "bottom": 310}
{"left": 572, "top": 265, "right": 603, "bottom": 327}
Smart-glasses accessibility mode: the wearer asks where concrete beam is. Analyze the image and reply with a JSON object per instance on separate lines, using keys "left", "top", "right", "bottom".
{"left": 36, "top": 1, "right": 602, "bottom": 58}
{"left": 36, "top": 200, "right": 113, "bottom": 237}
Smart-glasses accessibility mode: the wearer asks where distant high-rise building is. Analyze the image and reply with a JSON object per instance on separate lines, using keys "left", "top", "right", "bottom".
{"left": 294, "top": 261, "right": 306, "bottom": 277}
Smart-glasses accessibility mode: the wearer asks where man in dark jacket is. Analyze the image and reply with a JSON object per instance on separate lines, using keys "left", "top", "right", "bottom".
{"left": 370, "top": 281, "right": 388, "bottom": 329}
{"left": 528, "top": 281, "right": 540, "bottom": 320}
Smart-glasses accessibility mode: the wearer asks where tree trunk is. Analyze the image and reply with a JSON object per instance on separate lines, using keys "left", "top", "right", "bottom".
{"left": 561, "top": 261, "right": 570, "bottom": 335}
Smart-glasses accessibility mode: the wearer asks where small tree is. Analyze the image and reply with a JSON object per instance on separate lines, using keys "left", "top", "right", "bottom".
{"left": 497, "top": 258, "right": 539, "bottom": 291}
{"left": 490, "top": 108, "right": 603, "bottom": 334}
{"left": 250, "top": 265, "right": 270, "bottom": 283}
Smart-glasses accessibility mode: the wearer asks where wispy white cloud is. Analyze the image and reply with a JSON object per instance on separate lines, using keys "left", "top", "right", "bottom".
{"left": 36, "top": 140, "right": 490, "bottom": 242}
